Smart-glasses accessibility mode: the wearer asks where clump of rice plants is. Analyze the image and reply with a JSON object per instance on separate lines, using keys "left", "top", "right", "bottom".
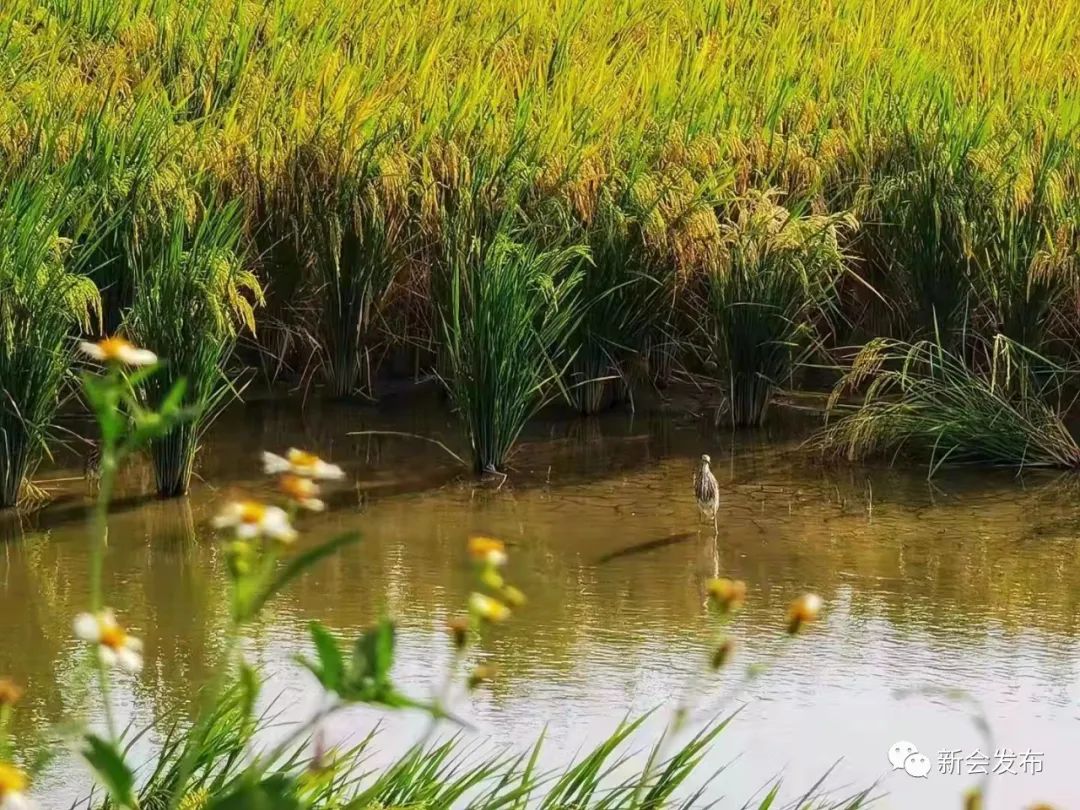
{"left": 4, "top": 0, "right": 1080, "bottom": 386}
{"left": 65, "top": 100, "right": 187, "bottom": 335}
{"left": 0, "top": 165, "right": 99, "bottom": 508}
{"left": 563, "top": 191, "right": 664, "bottom": 414}
{"left": 967, "top": 134, "right": 1080, "bottom": 353}
{"left": 437, "top": 207, "right": 586, "bottom": 473}
{"left": 815, "top": 334, "right": 1080, "bottom": 473}
{"left": 701, "top": 192, "right": 851, "bottom": 428}
{"left": 124, "top": 200, "right": 262, "bottom": 496}
{"left": 287, "top": 135, "right": 410, "bottom": 398}
{"left": 854, "top": 121, "right": 986, "bottom": 343}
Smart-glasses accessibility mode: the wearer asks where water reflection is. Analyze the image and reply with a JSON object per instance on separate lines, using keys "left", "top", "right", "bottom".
{"left": 2, "top": 397, "right": 1079, "bottom": 808}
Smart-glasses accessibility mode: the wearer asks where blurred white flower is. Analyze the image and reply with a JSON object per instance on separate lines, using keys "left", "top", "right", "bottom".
{"left": 79, "top": 337, "right": 157, "bottom": 367}
{"left": 73, "top": 609, "right": 143, "bottom": 673}
{"left": 0, "top": 790, "right": 34, "bottom": 810}
{"left": 786, "top": 593, "right": 824, "bottom": 634}
{"left": 262, "top": 449, "right": 344, "bottom": 480}
{"left": 278, "top": 474, "right": 325, "bottom": 511}
{"left": 212, "top": 500, "right": 297, "bottom": 543}
{"left": 468, "top": 593, "right": 510, "bottom": 623}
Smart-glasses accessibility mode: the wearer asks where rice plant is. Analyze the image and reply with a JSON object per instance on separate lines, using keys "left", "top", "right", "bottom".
{"left": 124, "top": 199, "right": 261, "bottom": 497}
{"left": 558, "top": 187, "right": 669, "bottom": 414}
{"left": 0, "top": 163, "right": 99, "bottom": 508}
{"left": 437, "top": 207, "right": 586, "bottom": 473}
{"left": 853, "top": 119, "right": 987, "bottom": 343}
{"left": 701, "top": 193, "right": 851, "bottom": 428}
{"left": 287, "top": 133, "right": 410, "bottom": 398}
{"left": 1, "top": 0, "right": 1077, "bottom": 385}
{"left": 966, "top": 134, "right": 1080, "bottom": 354}
{"left": 64, "top": 100, "right": 184, "bottom": 335}
{"left": 815, "top": 334, "right": 1080, "bottom": 473}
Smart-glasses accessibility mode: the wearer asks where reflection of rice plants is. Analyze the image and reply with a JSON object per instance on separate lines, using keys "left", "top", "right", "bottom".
{"left": 0, "top": 167, "right": 99, "bottom": 507}
{"left": 125, "top": 202, "right": 261, "bottom": 497}
{"left": 703, "top": 194, "right": 850, "bottom": 428}
{"left": 816, "top": 335, "right": 1080, "bottom": 472}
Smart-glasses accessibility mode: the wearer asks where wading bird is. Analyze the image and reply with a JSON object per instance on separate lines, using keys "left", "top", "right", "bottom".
{"left": 694, "top": 453, "right": 720, "bottom": 529}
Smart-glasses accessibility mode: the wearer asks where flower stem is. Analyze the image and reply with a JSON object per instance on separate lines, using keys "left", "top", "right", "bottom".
{"left": 90, "top": 425, "right": 119, "bottom": 741}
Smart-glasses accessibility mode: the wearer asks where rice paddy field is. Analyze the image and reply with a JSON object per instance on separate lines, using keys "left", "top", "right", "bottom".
{"left": 3, "top": 0, "right": 1080, "bottom": 481}
{"left": 1, "top": 0, "right": 1080, "bottom": 807}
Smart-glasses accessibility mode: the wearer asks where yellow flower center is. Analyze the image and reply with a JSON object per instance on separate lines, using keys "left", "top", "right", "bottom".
{"left": 0, "top": 761, "right": 27, "bottom": 794}
{"left": 467, "top": 535, "right": 505, "bottom": 560}
{"left": 97, "top": 336, "right": 133, "bottom": 359}
{"left": 287, "top": 450, "right": 319, "bottom": 469}
{"left": 99, "top": 623, "right": 127, "bottom": 650}
{"left": 280, "top": 475, "right": 315, "bottom": 499}
{"left": 706, "top": 578, "right": 747, "bottom": 611}
{"left": 239, "top": 501, "right": 267, "bottom": 524}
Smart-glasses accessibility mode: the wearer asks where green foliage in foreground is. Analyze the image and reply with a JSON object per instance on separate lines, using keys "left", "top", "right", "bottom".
{"left": 816, "top": 334, "right": 1080, "bottom": 473}
{"left": 90, "top": 672, "right": 875, "bottom": 810}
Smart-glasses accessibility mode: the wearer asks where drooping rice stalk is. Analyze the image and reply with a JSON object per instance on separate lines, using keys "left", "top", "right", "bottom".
{"left": 815, "top": 334, "right": 1080, "bottom": 473}
{"left": 702, "top": 192, "right": 851, "bottom": 427}
{"left": 0, "top": 164, "right": 99, "bottom": 508}
{"left": 125, "top": 199, "right": 261, "bottom": 497}
{"left": 437, "top": 205, "right": 585, "bottom": 473}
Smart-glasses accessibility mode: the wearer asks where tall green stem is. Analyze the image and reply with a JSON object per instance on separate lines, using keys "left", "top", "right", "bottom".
{"left": 89, "top": 402, "right": 120, "bottom": 742}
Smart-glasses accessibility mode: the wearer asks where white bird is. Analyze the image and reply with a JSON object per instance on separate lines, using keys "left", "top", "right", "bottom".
{"left": 694, "top": 453, "right": 720, "bottom": 529}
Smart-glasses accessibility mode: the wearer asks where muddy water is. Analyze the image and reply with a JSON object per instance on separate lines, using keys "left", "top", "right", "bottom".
{"left": 2, "top": 393, "right": 1079, "bottom": 808}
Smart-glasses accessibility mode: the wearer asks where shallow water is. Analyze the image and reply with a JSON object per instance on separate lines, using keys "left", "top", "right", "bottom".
{"left": 2, "top": 392, "right": 1079, "bottom": 808}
